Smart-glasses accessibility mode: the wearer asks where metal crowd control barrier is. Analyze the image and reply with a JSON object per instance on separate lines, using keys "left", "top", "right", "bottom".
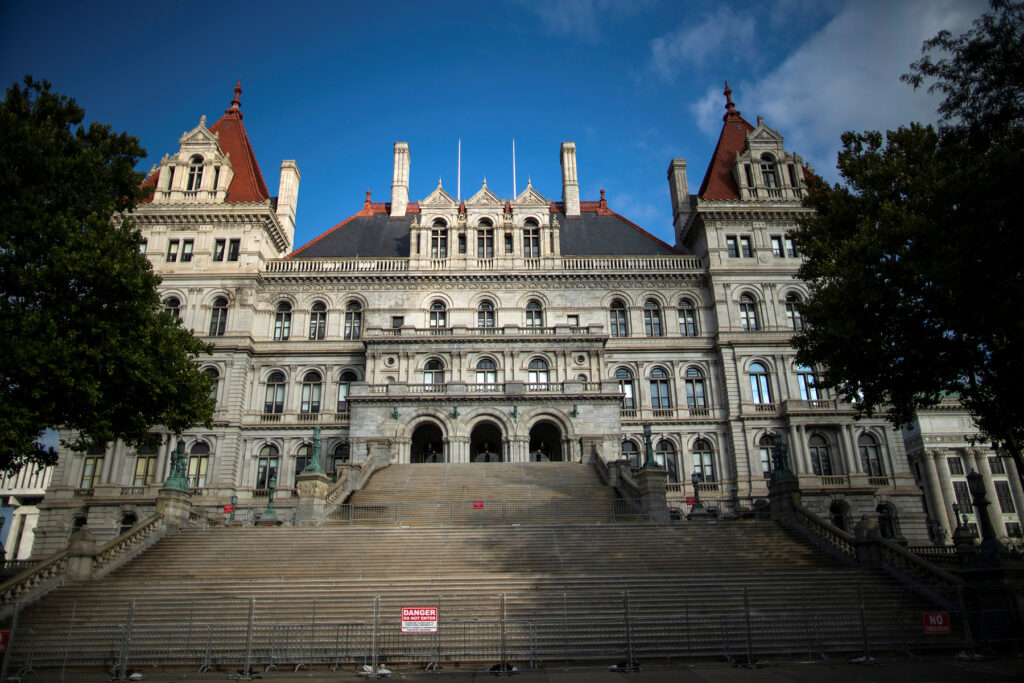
{"left": 323, "top": 498, "right": 650, "bottom": 525}
{"left": 4, "top": 593, "right": 1021, "bottom": 678}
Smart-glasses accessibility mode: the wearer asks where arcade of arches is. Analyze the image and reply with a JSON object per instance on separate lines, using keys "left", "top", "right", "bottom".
{"left": 405, "top": 418, "right": 568, "bottom": 463}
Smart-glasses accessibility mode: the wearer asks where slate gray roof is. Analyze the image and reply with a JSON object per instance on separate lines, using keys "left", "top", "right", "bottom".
{"left": 290, "top": 210, "right": 684, "bottom": 258}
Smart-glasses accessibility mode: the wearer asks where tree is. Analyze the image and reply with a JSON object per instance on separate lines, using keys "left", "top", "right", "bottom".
{"left": 792, "top": 0, "right": 1024, "bottom": 486}
{"left": 0, "top": 77, "right": 215, "bottom": 475}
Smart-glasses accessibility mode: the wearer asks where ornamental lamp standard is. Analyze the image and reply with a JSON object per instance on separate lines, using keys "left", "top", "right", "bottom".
{"left": 642, "top": 423, "right": 658, "bottom": 469}
{"left": 767, "top": 431, "right": 796, "bottom": 484}
{"left": 162, "top": 438, "right": 190, "bottom": 493}
{"left": 690, "top": 468, "right": 707, "bottom": 515}
{"left": 301, "top": 425, "right": 325, "bottom": 475}
{"left": 967, "top": 469, "right": 1007, "bottom": 559}
{"left": 262, "top": 475, "right": 278, "bottom": 520}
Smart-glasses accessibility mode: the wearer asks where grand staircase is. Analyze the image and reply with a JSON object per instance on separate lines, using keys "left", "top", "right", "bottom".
{"left": 9, "top": 463, "right": 952, "bottom": 672}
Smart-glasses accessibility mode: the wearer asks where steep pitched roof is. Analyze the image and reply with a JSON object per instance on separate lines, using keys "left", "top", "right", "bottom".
{"left": 208, "top": 80, "right": 270, "bottom": 203}
{"left": 290, "top": 194, "right": 684, "bottom": 258}
{"left": 697, "top": 82, "right": 755, "bottom": 200}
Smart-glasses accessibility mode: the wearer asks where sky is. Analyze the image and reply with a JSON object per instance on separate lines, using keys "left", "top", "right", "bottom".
{"left": 0, "top": 0, "right": 987, "bottom": 249}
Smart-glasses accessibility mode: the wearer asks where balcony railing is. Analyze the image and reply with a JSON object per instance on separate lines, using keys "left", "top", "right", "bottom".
{"left": 264, "top": 254, "right": 703, "bottom": 275}
{"left": 251, "top": 411, "right": 353, "bottom": 426}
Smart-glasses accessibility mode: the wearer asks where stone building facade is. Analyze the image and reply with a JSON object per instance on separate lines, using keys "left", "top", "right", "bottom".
{"left": 33, "top": 82, "right": 1018, "bottom": 555}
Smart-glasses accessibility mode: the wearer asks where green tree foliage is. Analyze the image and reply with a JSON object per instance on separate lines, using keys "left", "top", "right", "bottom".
{"left": 0, "top": 77, "right": 215, "bottom": 475}
{"left": 793, "top": 1, "right": 1024, "bottom": 482}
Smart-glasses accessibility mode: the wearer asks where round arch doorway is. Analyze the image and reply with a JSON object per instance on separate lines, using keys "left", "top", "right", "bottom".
{"left": 529, "top": 420, "right": 563, "bottom": 462}
{"left": 470, "top": 420, "right": 504, "bottom": 462}
{"left": 410, "top": 421, "right": 445, "bottom": 463}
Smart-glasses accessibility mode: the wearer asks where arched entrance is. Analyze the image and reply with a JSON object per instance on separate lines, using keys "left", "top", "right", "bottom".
{"left": 470, "top": 420, "right": 504, "bottom": 462}
{"left": 411, "top": 422, "right": 445, "bottom": 463}
{"left": 829, "top": 500, "right": 850, "bottom": 532}
{"left": 529, "top": 421, "right": 563, "bottom": 462}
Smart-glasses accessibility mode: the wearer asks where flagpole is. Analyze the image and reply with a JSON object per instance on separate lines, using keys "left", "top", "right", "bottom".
{"left": 512, "top": 138, "right": 517, "bottom": 198}
{"left": 457, "top": 138, "right": 461, "bottom": 202}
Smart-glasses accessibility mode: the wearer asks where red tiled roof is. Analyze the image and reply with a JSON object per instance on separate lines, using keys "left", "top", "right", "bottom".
{"left": 138, "top": 169, "right": 159, "bottom": 204}
{"left": 697, "top": 83, "right": 755, "bottom": 200}
{"left": 209, "top": 81, "right": 270, "bottom": 203}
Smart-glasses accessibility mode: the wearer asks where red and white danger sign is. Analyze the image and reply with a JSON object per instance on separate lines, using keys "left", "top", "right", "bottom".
{"left": 922, "top": 612, "right": 951, "bottom": 635}
{"left": 401, "top": 607, "right": 438, "bottom": 633}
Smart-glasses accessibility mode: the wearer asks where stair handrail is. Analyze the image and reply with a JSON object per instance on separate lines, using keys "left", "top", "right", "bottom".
{"left": 325, "top": 469, "right": 349, "bottom": 505}
{"left": 91, "top": 513, "right": 166, "bottom": 576}
{"left": 0, "top": 548, "right": 70, "bottom": 607}
{"left": 875, "top": 531, "right": 965, "bottom": 589}
{"left": 792, "top": 503, "right": 857, "bottom": 563}
{"left": 323, "top": 457, "right": 389, "bottom": 518}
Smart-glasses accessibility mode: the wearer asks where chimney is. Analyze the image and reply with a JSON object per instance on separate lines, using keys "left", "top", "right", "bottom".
{"left": 276, "top": 160, "right": 301, "bottom": 250}
{"left": 667, "top": 158, "right": 691, "bottom": 246}
{"left": 390, "top": 142, "right": 410, "bottom": 218}
{"left": 560, "top": 142, "right": 580, "bottom": 217}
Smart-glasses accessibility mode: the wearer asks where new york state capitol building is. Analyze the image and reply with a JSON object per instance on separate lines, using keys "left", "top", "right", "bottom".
{"left": 30, "top": 83, "right": 1024, "bottom": 556}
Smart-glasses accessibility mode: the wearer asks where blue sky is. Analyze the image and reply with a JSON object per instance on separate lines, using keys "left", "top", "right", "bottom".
{"left": 0, "top": 0, "right": 985, "bottom": 248}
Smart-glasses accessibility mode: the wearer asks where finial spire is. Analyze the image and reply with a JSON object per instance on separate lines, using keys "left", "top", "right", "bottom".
{"left": 722, "top": 80, "right": 740, "bottom": 121}
{"left": 226, "top": 79, "right": 243, "bottom": 118}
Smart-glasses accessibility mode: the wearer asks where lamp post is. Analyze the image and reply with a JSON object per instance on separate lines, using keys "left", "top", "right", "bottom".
{"left": 642, "top": 423, "right": 658, "bottom": 469}
{"left": 690, "top": 469, "right": 707, "bottom": 515}
{"left": 767, "top": 431, "right": 796, "bottom": 484}
{"left": 162, "top": 438, "right": 190, "bottom": 493}
{"left": 301, "top": 426, "right": 325, "bottom": 474}
{"left": 967, "top": 469, "right": 1007, "bottom": 559}
{"left": 262, "top": 475, "right": 277, "bottom": 519}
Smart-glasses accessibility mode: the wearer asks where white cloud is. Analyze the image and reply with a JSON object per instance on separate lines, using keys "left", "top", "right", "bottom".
{"left": 526, "top": 0, "right": 656, "bottom": 42}
{"left": 709, "top": 0, "right": 987, "bottom": 182}
{"left": 650, "top": 8, "right": 756, "bottom": 81}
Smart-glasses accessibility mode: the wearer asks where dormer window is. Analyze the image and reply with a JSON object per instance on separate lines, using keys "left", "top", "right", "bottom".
{"left": 759, "top": 154, "right": 778, "bottom": 188}
{"left": 186, "top": 155, "right": 204, "bottom": 191}
{"left": 431, "top": 219, "right": 448, "bottom": 259}
{"left": 523, "top": 219, "right": 540, "bottom": 258}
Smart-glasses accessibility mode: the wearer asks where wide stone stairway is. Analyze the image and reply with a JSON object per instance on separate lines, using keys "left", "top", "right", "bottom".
{"left": 9, "top": 463, "right": 952, "bottom": 671}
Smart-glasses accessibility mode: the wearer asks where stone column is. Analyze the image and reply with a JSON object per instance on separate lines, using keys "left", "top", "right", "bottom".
{"left": 1004, "top": 457, "right": 1024, "bottom": 528}
{"left": 634, "top": 468, "right": 669, "bottom": 521}
{"left": 841, "top": 425, "right": 858, "bottom": 475}
{"left": 975, "top": 451, "right": 1007, "bottom": 537}
{"left": 937, "top": 451, "right": 960, "bottom": 534}
{"left": 922, "top": 451, "right": 951, "bottom": 542}
{"left": 295, "top": 470, "right": 330, "bottom": 526}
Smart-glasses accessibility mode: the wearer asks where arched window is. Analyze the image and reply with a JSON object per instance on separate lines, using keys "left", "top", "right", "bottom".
{"left": 309, "top": 301, "right": 327, "bottom": 340}
{"left": 615, "top": 368, "right": 635, "bottom": 409}
{"left": 344, "top": 302, "right": 362, "bottom": 340}
{"left": 785, "top": 293, "right": 804, "bottom": 331}
{"left": 760, "top": 153, "right": 778, "bottom": 188}
{"left": 163, "top": 296, "right": 181, "bottom": 319}
{"left": 609, "top": 299, "right": 628, "bottom": 337}
{"left": 758, "top": 435, "right": 774, "bottom": 478}
{"left": 523, "top": 219, "right": 540, "bottom": 258}
{"left": 657, "top": 440, "right": 679, "bottom": 483}
{"left": 209, "top": 297, "right": 228, "bottom": 336}
{"left": 877, "top": 503, "right": 898, "bottom": 539}
{"left": 684, "top": 367, "right": 707, "bottom": 409}
{"left": 859, "top": 434, "right": 884, "bottom": 476}
{"left": 300, "top": 370, "right": 322, "bottom": 414}
{"left": 692, "top": 439, "right": 715, "bottom": 481}
{"left": 621, "top": 440, "right": 640, "bottom": 467}
{"left": 528, "top": 358, "right": 549, "bottom": 387}
{"left": 796, "top": 364, "right": 819, "bottom": 401}
{"left": 295, "top": 443, "right": 312, "bottom": 480}
{"left": 739, "top": 294, "right": 759, "bottom": 331}
{"left": 649, "top": 367, "right": 671, "bottom": 409}
{"left": 477, "top": 300, "right": 495, "bottom": 328}
{"left": 643, "top": 299, "right": 663, "bottom": 337}
{"left": 274, "top": 302, "right": 292, "bottom": 341}
{"left": 256, "top": 444, "right": 279, "bottom": 489}
{"left": 264, "top": 371, "right": 286, "bottom": 414}
{"left": 431, "top": 219, "right": 448, "bottom": 258}
{"left": 476, "top": 358, "right": 497, "bottom": 385}
{"left": 809, "top": 434, "right": 833, "bottom": 476}
{"left": 525, "top": 300, "right": 544, "bottom": 327}
{"left": 337, "top": 370, "right": 357, "bottom": 413}
{"left": 119, "top": 512, "right": 138, "bottom": 536}
{"left": 424, "top": 359, "right": 444, "bottom": 388}
{"left": 332, "top": 442, "right": 351, "bottom": 470}
{"left": 678, "top": 298, "right": 697, "bottom": 336}
{"left": 429, "top": 300, "right": 447, "bottom": 329}
{"left": 186, "top": 155, "right": 204, "bottom": 191}
{"left": 477, "top": 219, "right": 494, "bottom": 258}
{"left": 748, "top": 362, "right": 772, "bottom": 404}
{"left": 203, "top": 367, "right": 219, "bottom": 402}
{"left": 188, "top": 442, "right": 209, "bottom": 488}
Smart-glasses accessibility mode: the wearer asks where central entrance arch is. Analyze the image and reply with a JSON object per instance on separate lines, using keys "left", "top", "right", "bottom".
{"left": 411, "top": 421, "right": 445, "bottom": 463}
{"left": 529, "top": 420, "right": 563, "bottom": 462}
{"left": 470, "top": 420, "right": 504, "bottom": 462}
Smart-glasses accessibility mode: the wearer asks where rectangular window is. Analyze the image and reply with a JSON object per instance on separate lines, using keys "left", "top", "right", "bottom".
{"left": 256, "top": 457, "right": 278, "bottom": 489}
{"left": 947, "top": 457, "right": 965, "bottom": 475}
{"left": 166, "top": 240, "right": 179, "bottom": 262}
{"left": 567, "top": 314, "right": 579, "bottom": 327}
{"left": 431, "top": 230, "right": 448, "bottom": 258}
{"left": 740, "top": 236, "right": 752, "bottom": 258}
{"left": 188, "top": 456, "right": 208, "bottom": 488}
{"left": 785, "top": 236, "right": 798, "bottom": 257}
{"left": 505, "top": 233, "right": 513, "bottom": 254}
{"left": 477, "top": 229, "right": 494, "bottom": 258}
{"left": 523, "top": 229, "right": 540, "bottom": 258}
{"left": 995, "top": 481, "right": 1015, "bottom": 513}
{"left": 140, "top": 239, "right": 147, "bottom": 255}
{"left": 458, "top": 233, "right": 466, "bottom": 254}
{"left": 213, "top": 239, "right": 225, "bottom": 262}
{"left": 134, "top": 456, "right": 157, "bottom": 486}
{"left": 788, "top": 164, "right": 798, "bottom": 188}
{"left": 990, "top": 456, "right": 1006, "bottom": 475}
{"left": 81, "top": 456, "right": 103, "bottom": 488}
{"left": 415, "top": 233, "right": 421, "bottom": 255}
{"left": 726, "top": 236, "right": 739, "bottom": 258}
{"left": 391, "top": 316, "right": 404, "bottom": 328}
{"left": 744, "top": 165, "right": 753, "bottom": 188}
{"left": 771, "top": 235, "right": 784, "bottom": 257}
{"left": 227, "top": 239, "right": 240, "bottom": 261}
{"left": 181, "top": 239, "right": 194, "bottom": 262}
{"left": 953, "top": 481, "right": 972, "bottom": 509}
